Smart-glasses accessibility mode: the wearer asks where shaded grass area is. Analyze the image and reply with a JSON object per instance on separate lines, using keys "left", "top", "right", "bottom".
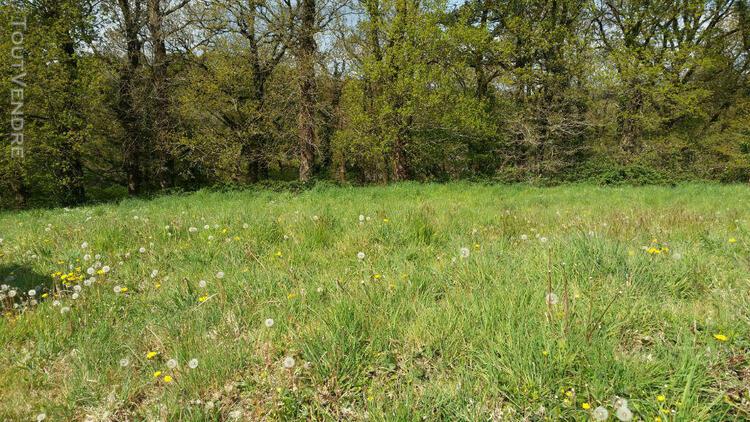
{"left": 0, "top": 183, "right": 749, "bottom": 420}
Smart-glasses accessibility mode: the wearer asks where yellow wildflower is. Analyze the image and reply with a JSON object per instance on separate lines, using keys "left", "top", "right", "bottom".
{"left": 729, "top": 238, "right": 737, "bottom": 243}
{"left": 147, "top": 351, "right": 158, "bottom": 359}
{"left": 657, "top": 394, "right": 666, "bottom": 402}
{"left": 582, "top": 403, "right": 591, "bottom": 410}
{"left": 713, "top": 333, "right": 729, "bottom": 342}
{"left": 163, "top": 375, "right": 173, "bottom": 383}
{"left": 153, "top": 370, "right": 162, "bottom": 377}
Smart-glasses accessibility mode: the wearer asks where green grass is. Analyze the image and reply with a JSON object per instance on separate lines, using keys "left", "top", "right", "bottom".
{"left": 1, "top": 183, "right": 749, "bottom": 421}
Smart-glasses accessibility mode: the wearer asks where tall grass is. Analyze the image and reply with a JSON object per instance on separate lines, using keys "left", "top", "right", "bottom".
{"left": 0, "top": 183, "right": 748, "bottom": 420}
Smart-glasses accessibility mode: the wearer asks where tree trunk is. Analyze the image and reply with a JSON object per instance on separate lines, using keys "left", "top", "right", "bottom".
{"left": 118, "top": 0, "right": 144, "bottom": 195}
{"left": 148, "top": 0, "right": 174, "bottom": 189}
{"left": 297, "top": 0, "right": 317, "bottom": 182}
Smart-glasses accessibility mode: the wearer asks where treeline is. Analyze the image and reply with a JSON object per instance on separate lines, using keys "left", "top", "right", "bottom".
{"left": 1, "top": 0, "right": 749, "bottom": 208}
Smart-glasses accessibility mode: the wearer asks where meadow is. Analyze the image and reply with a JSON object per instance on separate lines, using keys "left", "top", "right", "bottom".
{"left": 1, "top": 183, "right": 749, "bottom": 421}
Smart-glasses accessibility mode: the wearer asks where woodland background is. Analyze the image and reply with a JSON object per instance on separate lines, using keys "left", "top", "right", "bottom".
{"left": 1, "top": 0, "right": 749, "bottom": 209}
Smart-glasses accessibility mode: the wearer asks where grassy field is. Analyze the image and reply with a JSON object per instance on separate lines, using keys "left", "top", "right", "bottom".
{"left": 1, "top": 183, "right": 749, "bottom": 421}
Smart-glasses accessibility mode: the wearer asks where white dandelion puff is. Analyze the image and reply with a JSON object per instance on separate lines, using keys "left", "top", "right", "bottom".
{"left": 215, "top": 271, "right": 225, "bottom": 279}
{"left": 615, "top": 406, "right": 632, "bottom": 421}
{"left": 283, "top": 356, "right": 295, "bottom": 369}
{"left": 150, "top": 269, "right": 159, "bottom": 278}
{"left": 36, "top": 413, "right": 47, "bottom": 422}
{"left": 198, "top": 280, "right": 207, "bottom": 288}
{"left": 113, "top": 285, "right": 122, "bottom": 293}
{"left": 139, "top": 247, "right": 146, "bottom": 253}
{"left": 265, "top": 318, "right": 274, "bottom": 328}
{"left": 81, "top": 242, "right": 88, "bottom": 249}
{"left": 188, "top": 358, "right": 199, "bottom": 369}
{"left": 545, "top": 292, "right": 559, "bottom": 306}
{"left": 592, "top": 406, "right": 609, "bottom": 421}
{"left": 166, "top": 359, "right": 178, "bottom": 369}
{"left": 357, "top": 251, "right": 366, "bottom": 260}
{"left": 189, "top": 227, "right": 198, "bottom": 233}
{"left": 119, "top": 358, "right": 130, "bottom": 367}
{"left": 60, "top": 306, "right": 70, "bottom": 314}
{"left": 28, "top": 289, "right": 36, "bottom": 297}
{"left": 102, "top": 266, "right": 111, "bottom": 273}
{"left": 460, "top": 247, "right": 470, "bottom": 258}
{"left": 613, "top": 398, "right": 628, "bottom": 409}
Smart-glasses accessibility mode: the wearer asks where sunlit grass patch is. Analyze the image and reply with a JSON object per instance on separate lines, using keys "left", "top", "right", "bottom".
{"left": 1, "top": 183, "right": 749, "bottom": 420}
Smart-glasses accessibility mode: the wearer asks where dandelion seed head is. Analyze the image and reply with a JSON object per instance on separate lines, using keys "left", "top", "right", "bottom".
{"left": 460, "top": 247, "right": 470, "bottom": 258}
{"left": 592, "top": 406, "right": 609, "bottom": 421}
{"left": 198, "top": 280, "right": 207, "bottom": 288}
{"left": 36, "top": 413, "right": 46, "bottom": 422}
{"left": 283, "top": 356, "right": 295, "bottom": 369}
{"left": 215, "top": 271, "right": 225, "bottom": 279}
{"left": 167, "top": 359, "right": 178, "bottom": 369}
{"left": 265, "top": 318, "right": 274, "bottom": 328}
{"left": 188, "top": 358, "right": 199, "bottom": 369}
{"left": 615, "top": 406, "right": 633, "bottom": 421}
{"left": 357, "top": 251, "right": 366, "bottom": 260}
{"left": 120, "top": 358, "right": 130, "bottom": 367}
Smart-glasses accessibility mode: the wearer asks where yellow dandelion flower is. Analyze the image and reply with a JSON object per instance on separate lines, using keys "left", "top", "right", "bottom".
{"left": 147, "top": 351, "right": 158, "bottom": 359}
{"left": 542, "top": 350, "right": 549, "bottom": 356}
{"left": 729, "top": 238, "right": 737, "bottom": 243}
{"left": 275, "top": 251, "right": 283, "bottom": 257}
{"left": 582, "top": 403, "right": 591, "bottom": 410}
{"left": 713, "top": 333, "right": 729, "bottom": 342}
{"left": 198, "top": 296, "right": 208, "bottom": 303}
{"left": 163, "top": 375, "right": 173, "bottom": 383}
{"left": 120, "top": 287, "right": 128, "bottom": 293}
{"left": 153, "top": 370, "right": 162, "bottom": 377}
{"left": 657, "top": 394, "right": 666, "bottom": 402}
{"left": 383, "top": 218, "right": 389, "bottom": 223}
